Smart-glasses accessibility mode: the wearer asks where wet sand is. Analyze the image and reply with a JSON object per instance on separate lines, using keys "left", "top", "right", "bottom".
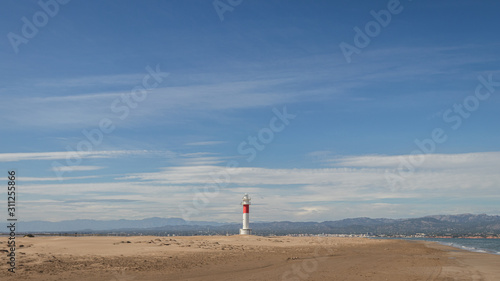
{"left": 1, "top": 235, "right": 499, "bottom": 280}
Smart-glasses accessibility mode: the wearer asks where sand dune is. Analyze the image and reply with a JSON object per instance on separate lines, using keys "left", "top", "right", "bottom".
{"left": 1, "top": 235, "right": 499, "bottom": 280}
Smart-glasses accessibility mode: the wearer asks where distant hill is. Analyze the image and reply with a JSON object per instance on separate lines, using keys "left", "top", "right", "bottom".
{"left": 11, "top": 214, "right": 500, "bottom": 236}
{"left": 16, "top": 217, "right": 224, "bottom": 232}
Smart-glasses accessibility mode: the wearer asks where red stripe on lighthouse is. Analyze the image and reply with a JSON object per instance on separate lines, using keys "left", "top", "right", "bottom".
{"left": 243, "top": 204, "right": 249, "bottom": 213}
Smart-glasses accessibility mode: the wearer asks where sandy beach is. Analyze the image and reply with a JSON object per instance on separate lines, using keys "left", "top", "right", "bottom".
{"left": 1, "top": 235, "right": 499, "bottom": 280}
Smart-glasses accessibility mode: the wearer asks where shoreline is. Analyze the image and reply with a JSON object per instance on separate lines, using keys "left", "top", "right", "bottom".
{"left": 426, "top": 240, "right": 500, "bottom": 256}
{"left": 422, "top": 241, "right": 500, "bottom": 280}
{"left": 1, "top": 235, "right": 499, "bottom": 280}
{"left": 373, "top": 237, "right": 500, "bottom": 256}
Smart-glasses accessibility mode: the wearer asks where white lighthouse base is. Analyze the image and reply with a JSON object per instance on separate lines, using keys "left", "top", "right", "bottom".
{"left": 239, "top": 228, "right": 252, "bottom": 235}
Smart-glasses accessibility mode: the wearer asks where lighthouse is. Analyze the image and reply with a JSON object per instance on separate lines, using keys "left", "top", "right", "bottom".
{"left": 239, "top": 193, "right": 252, "bottom": 235}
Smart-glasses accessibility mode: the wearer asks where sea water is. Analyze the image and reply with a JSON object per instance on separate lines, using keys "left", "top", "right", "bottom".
{"left": 394, "top": 238, "right": 500, "bottom": 255}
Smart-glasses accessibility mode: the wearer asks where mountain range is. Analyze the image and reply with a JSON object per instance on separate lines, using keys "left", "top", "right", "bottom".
{"left": 9, "top": 214, "right": 500, "bottom": 236}
{"left": 14, "top": 217, "right": 224, "bottom": 233}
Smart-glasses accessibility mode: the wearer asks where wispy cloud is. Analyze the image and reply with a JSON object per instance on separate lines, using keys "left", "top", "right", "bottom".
{"left": 119, "top": 151, "right": 500, "bottom": 195}
{"left": 0, "top": 150, "right": 155, "bottom": 162}
{"left": 35, "top": 73, "right": 146, "bottom": 89}
{"left": 185, "top": 141, "right": 227, "bottom": 146}
{"left": 51, "top": 165, "right": 105, "bottom": 172}
{"left": 0, "top": 76, "right": 303, "bottom": 129}
{"left": 9, "top": 148, "right": 500, "bottom": 222}
{"left": 22, "top": 175, "right": 101, "bottom": 182}
{"left": 329, "top": 152, "right": 500, "bottom": 170}
{"left": 3, "top": 45, "right": 497, "bottom": 130}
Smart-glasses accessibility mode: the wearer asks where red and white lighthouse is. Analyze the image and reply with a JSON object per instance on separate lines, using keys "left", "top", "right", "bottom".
{"left": 239, "top": 193, "right": 252, "bottom": 235}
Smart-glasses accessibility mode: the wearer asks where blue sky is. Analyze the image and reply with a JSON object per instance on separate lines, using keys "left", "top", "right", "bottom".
{"left": 1, "top": 0, "right": 499, "bottom": 223}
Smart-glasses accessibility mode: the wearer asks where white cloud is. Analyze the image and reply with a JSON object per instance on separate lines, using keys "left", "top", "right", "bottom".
{"left": 16, "top": 151, "right": 500, "bottom": 222}
{"left": 330, "top": 152, "right": 500, "bottom": 170}
{"left": 120, "top": 151, "right": 500, "bottom": 192}
{"left": 117, "top": 151, "right": 500, "bottom": 210}
{"left": 0, "top": 150, "right": 155, "bottom": 162}
{"left": 51, "top": 165, "right": 105, "bottom": 172}
{"left": 22, "top": 175, "right": 101, "bottom": 181}
{"left": 296, "top": 206, "right": 329, "bottom": 217}
{"left": 0, "top": 76, "right": 302, "bottom": 129}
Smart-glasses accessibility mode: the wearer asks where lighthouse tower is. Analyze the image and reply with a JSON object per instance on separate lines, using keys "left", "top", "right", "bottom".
{"left": 239, "top": 193, "right": 252, "bottom": 235}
